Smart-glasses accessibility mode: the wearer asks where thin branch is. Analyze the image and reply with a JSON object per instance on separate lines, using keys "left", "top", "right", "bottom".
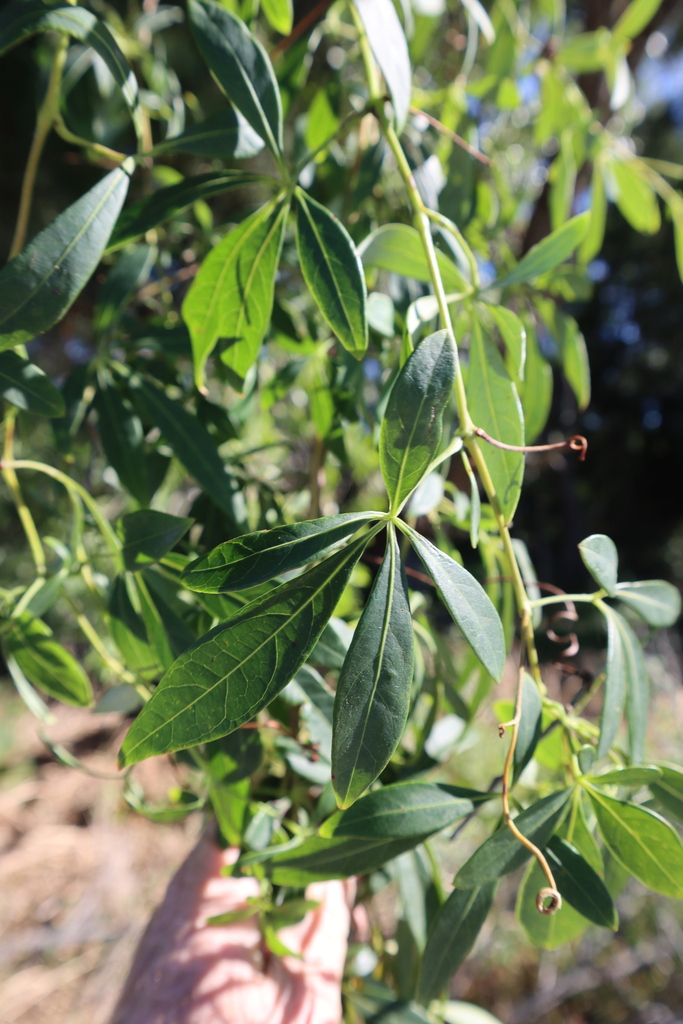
{"left": 474, "top": 428, "right": 588, "bottom": 462}
{"left": 408, "top": 104, "right": 491, "bottom": 166}
{"left": 271, "top": 0, "right": 333, "bottom": 58}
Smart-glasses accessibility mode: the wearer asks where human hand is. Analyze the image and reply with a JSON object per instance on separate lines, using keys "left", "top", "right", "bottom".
{"left": 110, "top": 833, "right": 354, "bottom": 1024}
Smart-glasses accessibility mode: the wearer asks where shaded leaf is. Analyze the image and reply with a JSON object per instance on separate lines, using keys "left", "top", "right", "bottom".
{"left": 514, "top": 672, "right": 543, "bottom": 780}
{"left": 598, "top": 604, "right": 647, "bottom": 762}
{"left": 3, "top": 613, "right": 92, "bottom": 707}
{"left": 416, "top": 884, "right": 495, "bottom": 1003}
{"left": 517, "top": 858, "right": 588, "bottom": 950}
{"left": 358, "top": 224, "right": 469, "bottom": 293}
{"left": 579, "top": 534, "right": 618, "bottom": 594}
{"left": 546, "top": 837, "right": 618, "bottom": 929}
{"left": 354, "top": 0, "right": 411, "bottom": 130}
{"left": 108, "top": 574, "right": 159, "bottom": 677}
{"left": 121, "top": 510, "right": 193, "bottom": 571}
{"left": 519, "top": 323, "right": 552, "bottom": 443}
{"left": 486, "top": 304, "right": 526, "bottom": 381}
{"left": 94, "top": 380, "right": 153, "bottom": 506}
{"left": 94, "top": 245, "right": 155, "bottom": 335}
{"left": 615, "top": 580, "right": 681, "bottom": 628}
{"left": 589, "top": 765, "right": 662, "bottom": 787}
{"left": 650, "top": 764, "right": 683, "bottom": 823}
{"left": 491, "top": 213, "right": 589, "bottom": 290}
{"left": 0, "top": 351, "right": 65, "bottom": 417}
{"left": 153, "top": 107, "right": 265, "bottom": 159}
{"left": 333, "top": 782, "right": 473, "bottom": 838}
{"left": 268, "top": 832, "right": 432, "bottom": 885}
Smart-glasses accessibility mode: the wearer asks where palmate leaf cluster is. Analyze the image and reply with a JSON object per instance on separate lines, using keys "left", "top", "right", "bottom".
{"left": 0, "top": 0, "right": 683, "bottom": 1018}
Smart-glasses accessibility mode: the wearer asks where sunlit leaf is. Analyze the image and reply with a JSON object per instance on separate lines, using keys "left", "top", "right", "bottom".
{"left": 578, "top": 534, "right": 618, "bottom": 594}
{"left": 489, "top": 212, "right": 589, "bottom": 290}
{"left": 353, "top": 0, "right": 411, "bottom": 130}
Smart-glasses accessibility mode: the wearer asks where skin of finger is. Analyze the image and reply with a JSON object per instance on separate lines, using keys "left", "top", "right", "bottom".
{"left": 111, "top": 837, "right": 353, "bottom": 1024}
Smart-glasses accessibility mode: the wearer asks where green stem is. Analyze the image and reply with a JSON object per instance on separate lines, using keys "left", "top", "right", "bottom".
{"left": 424, "top": 207, "right": 480, "bottom": 288}
{"left": 530, "top": 591, "right": 605, "bottom": 608}
{"left": 9, "top": 35, "right": 69, "bottom": 259}
{"left": 2, "top": 412, "right": 46, "bottom": 576}
{"left": 54, "top": 117, "right": 128, "bottom": 164}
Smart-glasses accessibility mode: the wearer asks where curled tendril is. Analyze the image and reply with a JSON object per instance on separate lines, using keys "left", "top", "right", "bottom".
{"left": 536, "top": 888, "right": 563, "bottom": 915}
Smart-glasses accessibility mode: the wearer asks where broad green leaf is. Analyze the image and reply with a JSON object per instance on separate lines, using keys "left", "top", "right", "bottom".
{"left": 610, "top": 160, "right": 661, "bottom": 235}
{"left": 546, "top": 837, "right": 618, "bottom": 929}
{"left": 268, "top": 832, "right": 431, "bottom": 885}
{"left": 406, "top": 528, "right": 505, "bottom": 680}
{"left": 0, "top": 166, "right": 130, "bottom": 349}
{"left": 94, "top": 380, "right": 154, "bottom": 506}
{"left": 354, "top": 0, "right": 411, "bottom": 130}
{"left": 0, "top": 2, "right": 138, "bottom": 110}
{"left": 121, "top": 510, "right": 193, "bottom": 571}
{"left": 211, "top": 777, "right": 250, "bottom": 845}
{"left": 605, "top": 606, "right": 648, "bottom": 762}
{"left": 514, "top": 672, "right": 543, "bottom": 780}
{"left": 517, "top": 858, "right": 589, "bottom": 949}
{"left": 332, "top": 783, "right": 473, "bottom": 838}
{"left": 358, "top": 224, "right": 469, "bottom": 294}
{"left": 367, "top": 292, "right": 396, "bottom": 337}
{"left": 578, "top": 534, "right": 618, "bottom": 594}
{"left": 579, "top": 160, "right": 607, "bottom": 263}
{"left": 188, "top": 0, "right": 283, "bottom": 156}
{"left": 557, "top": 312, "right": 590, "bottom": 411}
{"left": 651, "top": 764, "right": 683, "bottom": 823}
{"left": 94, "top": 245, "right": 155, "bottom": 335}
{"left": 615, "top": 580, "right": 681, "bottom": 627}
{"left": 153, "top": 107, "right": 265, "bottom": 159}
{"left": 589, "top": 765, "right": 662, "bottom": 787}
{"left": 467, "top": 315, "right": 525, "bottom": 523}
{"left": 181, "top": 512, "right": 377, "bottom": 592}
{"left": 490, "top": 212, "right": 589, "bottom": 290}
{"left": 586, "top": 785, "right": 683, "bottom": 898}
{"left": 108, "top": 575, "right": 159, "bottom": 678}
{"left": 613, "top": 0, "right": 664, "bottom": 39}
{"left": 485, "top": 304, "right": 526, "bottom": 381}
{"left": 454, "top": 790, "right": 572, "bottom": 889}
{"left": 142, "top": 571, "right": 196, "bottom": 660}
{"left": 206, "top": 725, "right": 262, "bottom": 783}
{"left": 119, "top": 534, "right": 371, "bottom": 765}
{"left": 183, "top": 198, "right": 289, "bottom": 388}
{"left": 416, "top": 884, "right": 495, "bottom": 1003}
{"left": 0, "top": 351, "right": 65, "bottom": 417}
{"left": 295, "top": 189, "right": 368, "bottom": 358}
{"left": 519, "top": 322, "right": 552, "bottom": 443}
{"left": 305, "top": 88, "right": 340, "bottom": 157}
{"left": 3, "top": 613, "right": 92, "bottom": 707}
{"left": 131, "top": 377, "right": 245, "bottom": 526}
{"left": 109, "top": 171, "right": 266, "bottom": 248}
{"left": 332, "top": 528, "right": 414, "bottom": 807}
{"left": 380, "top": 330, "right": 454, "bottom": 512}
{"left": 596, "top": 604, "right": 628, "bottom": 758}
{"left": 261, "top": 0, "right": 293, "bottom": 35}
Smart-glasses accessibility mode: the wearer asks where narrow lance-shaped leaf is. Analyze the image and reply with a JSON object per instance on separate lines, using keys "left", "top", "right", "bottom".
{"left": 589, "top": 765, "right": 662, "bottom": 787}
{"left": 3, "top": 614, "right": 93, "bottom": 707}
{"left": 181, "top": 512, "right": 379, "bottom": 592}
{"left": 514, "top": 672, "right": 543, "bottom": 780}
{"left": 94, "top": 380, "right": 152, "bottom": 506}
{"left": 578, "top": 533, "right": 618, "bottom": 594}
{"left": 109, "top": 171, "right": 267, "bottom": 248}
{"left": 467, "top": 314, "right": 525, "bottom": 523}
{"left": 615, "top": 580, "right": 682, "bottom": 628}
{"left": 119, "top": 532, "right": 373, "bottom": 765}
{"left": 358, "top": 224, "right": 469, "bottom": 293}
{"left": 545, "top": 837, "right": 618, "bottom": 929}
{"left": 332, "top": 527, "right": 414, "bottom": 808}
{"left": 586, "top": 784, "right": 683, "bottom": 898}
{"left": 485, "top": 304, "right": 526, "bottom": 381}
{"left": 121, "top": 510, "right": 193, "bottom": 571}
{"left": 188, "top": 0, "right": 283, "bottom": 156}
{"left": 404, "top": 527, "right": 505, "bottom": 681}
{"left": 454, "top": 789, "right": 572, "bottom": 889}
{"left": 604, "top": 605, "right": 648, "bottom": 763}
{"left": 152, "top": 107, "right": 265, "bottom": 159}
{"left": 520, "top": 321, "right": 552, "bottom": 443}
{"left": 596, "top": 603, "right": 628, "bottom": 759}
{"left": 650, "top": 764, "right": 683, "bottom": 823}
{"left": 261, "top": 0, "right": 293, "bottom": 35}
{"left": 353, "top": 0, "right": 411, "bottom": 131}
{"left": 488, "top": 212, "right": 590, "bottom": 290}
{"left": 332, "top": 782, "right": 474, "bottom": 839}
{"left": 0, "top": 166, "right": 130, "bottom": 349}
{"left": 183, "top": 198, "right": 289, "bottom": 389}
{"left": 94, "top": 245, "right": 155, "bottom": 335}
{"left": 268, "top": 832, "right": 433, "bottom": 886}
{"left": 416, "top": 884, "right": 496, "bottom": 1003}
{"left": 380, "top": 329, "right": 455, "bottom": 512}
{"left": 0, "top": 351, "right": 65, "bottom": 417}
{"left": 295, "top": 188, "right": 368, "bottom": 358}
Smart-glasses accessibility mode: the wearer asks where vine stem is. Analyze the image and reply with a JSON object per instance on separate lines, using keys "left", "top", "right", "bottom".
{"left": 502, "top": 665, "right": 561, "bottom": 915}
{"left": 2, "top": 412, "right": 46, "bottom": 576}
{"left": 9, "top": 35, "right": 69, "bottom": 259}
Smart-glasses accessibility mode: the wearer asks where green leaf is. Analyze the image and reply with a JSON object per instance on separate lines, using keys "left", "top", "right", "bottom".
{"left": 153, "top": 107, "right": 265, "bottom": 159}
{"left": 439, "top": 1003, "right": 504, "bottom": 1024}
{"left": 121, "top": 510, "right": 193, "bottom": 571}
{"left": 332, "top": 527, "right": 414, "bottom": 807}
{"left": 109, "top": 171, "right": 266, "bottom": 248}
{"left": 490, "top": 212, "right": 590, "bottom": 290}
{"left": 0, "top": 2, "right": 138, "bottom": 110}
{"left": 268, "top": 832, "right": 431, "bottom": 885}
{"left": 514, "top": 672, "right": 543, "bottom": 780}
{"left": 182, "top": 197, "right": 289, "bottom": 389}
{"left": 94, "top": 380, "right": 154, "bottom": 506}
{"left": 586, "top": 785, "right": 683, "bottom": 898}
{"left": 380, "top": 329, "right": 455, "bottom": 512}
{"left": 519, "top": 322, "right": 552, "bottom": 443}
{"left": 131, "top": 377, "right": 244, "bottom": 526}
{"left": 3, "top": 613, "right": 93, "bottom": 707}
{"left": 613, "top": 0, "right": 664, "bottom": 39}
{"left": 557, "top": 313, "right": 590, "bottom": 411}
{"left": 589, "top": 765, "right": 662, "bottom": 787}
{"left": 94, "top": 245, "right": 155, "bottom": 335}
{"left": 546, "top": 837, "right": 618, "bottom": 929}
{"left": 596, "top": 604, "right": 628, "bottom": 758}
{"left": 353, "top": 0, "right": 411, "bottom": 130}
{"left": 607, "top": 606, "right": 648, "bottom": 762}
{"left": 516, "top": 858, "right": 589, "bottom": 950}
{"left": 108, "top": 574, "right": 159, "bottom": 678}
{"left": 579, "top": 160, "right": 607, "bottom": 264}
{"left": 358, "top": 224, "right": 469, "bottom": 294}
{"left": 181, "top": 512, "right": 377, "bottom": 592}
{"left": 0, "top": 166, "right": 130, "bottom": 349}
{"left": 0, "top": 351, "right": 65, "bottom": 417}
{"left": 211, "top": 776, "right": 250, "bottom": 845}
{"left": 367, "top": 292, "right": 396, "bottom": 337}
{"left": 615, "top": 580, "right": 682, "bottom": 628}
{"left": 454, "top": 790, "right": 572, "bottom": 889}
{"left": 467, "top": 315, "right": 525, "bottom": 523}
{"left": 610, "top": 160, "right": 661, "bottom": 235}
{"left": 125, "top": 784, "right": 205, "bottom": 823}
{"left": 119, "top": 533, "right": 372, "bottom": 765}
{"left": 485, "top": 304, "right": 526, "bottom": 381}
{"left": 261, "top": 0, "right": 293, "bottom": 35}
{"left": 579, "top": 534, "right": 618, "bottom": 594}
{"left": 333, "top": 782, "right": 473, "bottom": 839}
{"left": 295, "top": 189, "right": 368, "bottom": 358}
{"left": 405, "top": 528, "right": 505, "bottom": 681}
{"left": 650, "top": 764, "right": 683, "bottom": 823}
{"left": 188, "top": 0, "right": 283, "bottom": 156}
{"left": 416, "top": 884, "right": 495, "bottom": 1003}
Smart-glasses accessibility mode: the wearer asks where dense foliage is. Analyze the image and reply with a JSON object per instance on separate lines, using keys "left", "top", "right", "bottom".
{"left": 1, "top": 0, "right": 683, "bottom": 1019}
